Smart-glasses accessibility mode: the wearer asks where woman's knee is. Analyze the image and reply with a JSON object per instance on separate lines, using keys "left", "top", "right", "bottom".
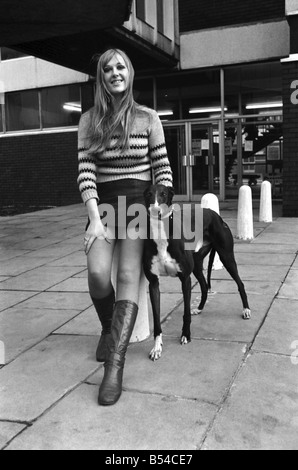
{"left": 88, "top": 266, "right": 112, "bottom": 294}
{"left": 117, "top": 267, "right": 141, "bottom": 288}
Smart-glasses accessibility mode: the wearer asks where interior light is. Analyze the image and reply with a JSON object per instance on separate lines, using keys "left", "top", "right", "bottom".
{"left": 189, "top": 107, "right": 228, "bottom": 114}
{"left": 157, "top": 110, "right": 174, "bottom": 116}
{"left": 246, "top": 102, "right": 283, "bottom": 110}
{"left": 63, "top": 102, "right": 82, "bottom": 113}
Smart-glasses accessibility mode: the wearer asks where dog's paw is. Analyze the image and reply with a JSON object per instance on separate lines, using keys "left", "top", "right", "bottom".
{"left": 191, "top": 308, "right": 202, "bottom": 315}
{"left": 242, "top": 308, "right": 251, "bottom": 320}
{"left": 149, "top": 336, "right": 163, "bottom": 361}
{"left": 180, "top": 336, "right": 190, "bottom": 345}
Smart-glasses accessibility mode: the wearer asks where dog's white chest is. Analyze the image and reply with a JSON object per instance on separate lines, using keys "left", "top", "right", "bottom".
{"left": 150, "top": 219, "right": 181, "bottom": 278}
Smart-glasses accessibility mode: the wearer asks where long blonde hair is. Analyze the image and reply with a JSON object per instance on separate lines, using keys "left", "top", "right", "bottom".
{"left": 89, "top": 49, "right": 139, "bottom": 155}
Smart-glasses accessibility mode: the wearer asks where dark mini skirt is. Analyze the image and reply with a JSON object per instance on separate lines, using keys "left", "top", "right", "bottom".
{"left": 86, "top": 179, "right": 151, "bottom": 236}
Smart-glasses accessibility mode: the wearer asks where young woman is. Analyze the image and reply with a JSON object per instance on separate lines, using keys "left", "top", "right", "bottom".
{"left": 77, "top": 49, "right": 173, "bottom": 406}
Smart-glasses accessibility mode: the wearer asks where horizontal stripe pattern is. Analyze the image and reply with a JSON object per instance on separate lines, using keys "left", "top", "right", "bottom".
{"left": 77, "top": 108, "right": 173, "bottom": 204}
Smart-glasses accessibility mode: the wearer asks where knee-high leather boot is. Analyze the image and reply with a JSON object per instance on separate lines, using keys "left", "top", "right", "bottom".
{"left": 98, "top": 300, "right": 138, "bottom": 406}
{"left": 91, "top": 289, "right": 115, "bottom": 362}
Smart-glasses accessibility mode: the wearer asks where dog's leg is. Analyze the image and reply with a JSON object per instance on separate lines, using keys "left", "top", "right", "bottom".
{"left": 207, "top": 248, "right": 216, "bottom": 293}
{"left": 180, "top": 275, "right": 192, "bottom": 344}
{"left": 192, "top": 246, "right": 212, "bottom": 314}
{"left": 148, "top": 276, "right": 163, "bottom": 361}
{"left": 217, "top": 249, "right": 251, "bottom": 320}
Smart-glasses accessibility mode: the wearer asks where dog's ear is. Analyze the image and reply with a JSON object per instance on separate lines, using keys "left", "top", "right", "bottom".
{"left": 144, "top": 186, "right": 152, "bottom": 198}
{"left": 167, "top": 186, "right": 175, "bottom": 205}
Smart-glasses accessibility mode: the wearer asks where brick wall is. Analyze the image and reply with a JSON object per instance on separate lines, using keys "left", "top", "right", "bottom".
{"left": 282, "top": 61, "right": 298, "bottom": 217}
{"left": 0, "top": 131, "right": 81, "bottom": 208}
{"left": 179, "top": 0, "right": 285, "bottom": 32}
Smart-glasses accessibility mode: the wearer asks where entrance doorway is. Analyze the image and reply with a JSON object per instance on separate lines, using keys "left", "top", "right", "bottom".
{"left": 163, "top": 121, "right": 220, "bottom": 201}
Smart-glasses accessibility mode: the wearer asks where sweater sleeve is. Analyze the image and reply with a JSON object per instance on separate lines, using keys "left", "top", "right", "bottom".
{"left": 148, "top": 110, "right": 173, "bottom": 187}
{"left": 77, "top": 111, "right": 99, "bottom": 204}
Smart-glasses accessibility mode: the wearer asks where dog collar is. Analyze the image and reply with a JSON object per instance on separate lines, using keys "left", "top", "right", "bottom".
{"left": 155, "top": 204, "right": 181, "bottom": 221}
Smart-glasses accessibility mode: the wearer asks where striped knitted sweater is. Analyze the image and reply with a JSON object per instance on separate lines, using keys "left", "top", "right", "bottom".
{"left": 77, "top": 107, "right": 173, "bottom": 204}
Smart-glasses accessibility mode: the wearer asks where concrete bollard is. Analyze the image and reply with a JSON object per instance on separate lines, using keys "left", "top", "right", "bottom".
{"left": 201, "top": 193, "right": 223, "bottom": 270}
{"left": 236, "top": 185, "right": 254, "bottom": 240}
{"left": 259, "top": 181, "right": 273, "bottom": 223}
{"left": 111, "top": 244, "right": 150, "bottom": 343}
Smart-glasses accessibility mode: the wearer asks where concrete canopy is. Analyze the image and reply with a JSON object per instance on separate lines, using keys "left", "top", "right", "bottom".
{"left": 0, "top": 0, "right": 176, "bottom": 74}
{"left": 0, "top": 0, "right": 132, "bottom": 45}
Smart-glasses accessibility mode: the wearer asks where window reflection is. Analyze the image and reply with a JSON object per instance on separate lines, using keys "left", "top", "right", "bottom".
{"left": 41, "top": 85, "right": 81, "bottom": 128}
{"left": 5, "top": 90, "right": 40, "bottom": 131}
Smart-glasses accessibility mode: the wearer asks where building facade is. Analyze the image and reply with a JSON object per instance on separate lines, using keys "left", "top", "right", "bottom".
{"left": 1, "top": 0, "right": 298, "bottom": 215}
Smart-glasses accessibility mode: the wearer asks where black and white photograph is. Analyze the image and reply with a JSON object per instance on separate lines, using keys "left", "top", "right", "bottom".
{"left": 0, "top": 0, "right": 298, "bottom": 452}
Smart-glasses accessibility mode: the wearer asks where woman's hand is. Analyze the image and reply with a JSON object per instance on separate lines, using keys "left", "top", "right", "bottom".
{"left": 84, "top": 218, "right": 110, "bottom": 255}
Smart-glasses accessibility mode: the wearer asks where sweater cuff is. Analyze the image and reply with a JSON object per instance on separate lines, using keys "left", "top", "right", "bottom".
{"left": 81, "top": 190, "right": 99, "bottom": 205}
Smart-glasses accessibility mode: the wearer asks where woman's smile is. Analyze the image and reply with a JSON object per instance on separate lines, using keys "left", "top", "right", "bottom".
{"left": 104, "top": 54, "right": 129, "bottom": 96}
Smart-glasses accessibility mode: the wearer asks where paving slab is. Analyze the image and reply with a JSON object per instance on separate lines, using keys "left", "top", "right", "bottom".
{"left": 253, "top": 298, "right": 298, "bottom": 356}
{"left": 88, "top": 338, "right": 246, "bottom": 405}
{"left": 18, "top": 292, "right": 91, "bottom": 311}
{"left": 210, "top": 264, "right": 289, "bottom": 283}
{"left": 263, "top": 221, "right": 298, "bottom": 233}
{"left": 0, "top": 335, "right": 100, "bottom": 422}
{"left": 252, "top": 232, "right": 298, "bottom": 245}
{"left": 21, "top": 245, "right": 79, "bottom": 259}
{"left": 0, "top": 256, "right": 49, "bottom": 277}
{"left": 234, "top": 243, "right": 298, "bottom": 254}
{"left": 191, "top": 279, "right": 280, "bottom": 297}
{"left": 47, "top": 277, "right": 89, "bottom": 293}
{"left": 5, "top": 384, "right": 216, "bottom": 451}
{"left": 165, "top": 293, "right": 273, "bottom": 343}
{"left": 0, "top": 307, "right": 80, "bottom": 363}
{"left": 291, "top": 257, "right": 298, "bottom": 270}
{"left": 0, "top": 422, "right": 27, "bottom": 450}
{"left": 55, "top": 293, "right": 183, "bottom": 336}
{"left": 0, "top": 266, "right": 83, "bottom": 292}
{"left": 0, "top": 249, "right": 31, "bottom": 261}
{"left": 54, "top": 306, "right": 100, "bottom": 336}
{"left": 278, "top": 270, "right": 298, "bottom": 300}
{"left": 233, "top": 252, "right": 295, "bottom": 266}
{"left": 0, "top": 291, "right": 39, "bottom": 313}
{"left": 46, "top": 251, "right": 86, "bottom": 267}
{"left": 202, "top": 353, "right": 298, "bottom": 450}
{"left": 1, "top": 235, "right": 68, "bottom": 251}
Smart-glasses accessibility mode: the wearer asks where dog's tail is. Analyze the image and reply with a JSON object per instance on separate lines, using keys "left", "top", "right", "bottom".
{"left": 207, "top": 249, "right": 216, "bottom": 291}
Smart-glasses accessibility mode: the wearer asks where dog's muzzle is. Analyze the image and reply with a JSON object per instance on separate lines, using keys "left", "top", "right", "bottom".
{"left": 149, "top": 205, "right": 163, "bottom": 219}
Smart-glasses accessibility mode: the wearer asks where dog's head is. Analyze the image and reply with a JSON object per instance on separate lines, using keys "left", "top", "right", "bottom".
{"left": 144, "top": 184, "right": 175, "bottom": 219}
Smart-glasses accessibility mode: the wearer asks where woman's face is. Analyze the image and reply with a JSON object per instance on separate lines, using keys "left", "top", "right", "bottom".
{"left": 103, "top": 53, "right": 129, "bottom": 97}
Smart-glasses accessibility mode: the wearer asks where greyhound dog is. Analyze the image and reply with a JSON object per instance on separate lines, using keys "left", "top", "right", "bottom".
{"left": 143, "top": 184, "right": 251, "bottom": 361}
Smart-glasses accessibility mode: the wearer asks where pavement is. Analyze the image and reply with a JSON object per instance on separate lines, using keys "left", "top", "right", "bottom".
{"left": 0, "top": 200, "right": 298, "bottom": 450}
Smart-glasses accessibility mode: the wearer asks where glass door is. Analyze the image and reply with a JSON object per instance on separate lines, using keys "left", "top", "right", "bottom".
{"left": 163, "top": 121, "right": 219, "bottom": 201}
{"left": 163, "top": 123, "right": 190, "bottom": 201}
{"left": 190, "top": 123, "right": 220, "bottom": 199}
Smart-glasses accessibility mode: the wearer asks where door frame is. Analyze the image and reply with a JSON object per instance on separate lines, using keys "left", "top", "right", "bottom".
{"left": 163, "top": 119, "right": 220, "bottom": 201}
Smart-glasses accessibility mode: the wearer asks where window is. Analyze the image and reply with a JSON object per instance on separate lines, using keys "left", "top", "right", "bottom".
{"left": 0, "top": 106, "right": 3, "bottom": 132}
{"left": 136, "top": 0, "right": 146, "bottom": 21}
{"left": 5, "top": 90, "right": 40, "bottom": 131}
{"left": 41, "top": 84, "right": 81, "bottom": 128}
{"left": 157, "top": 0, "right": 164, "bottom": 34}
{"left": 0, "top": 48, "right": 29, "bottom": 61}
{"left": 134, "top": 78, "right": 154, "bottom": 108}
